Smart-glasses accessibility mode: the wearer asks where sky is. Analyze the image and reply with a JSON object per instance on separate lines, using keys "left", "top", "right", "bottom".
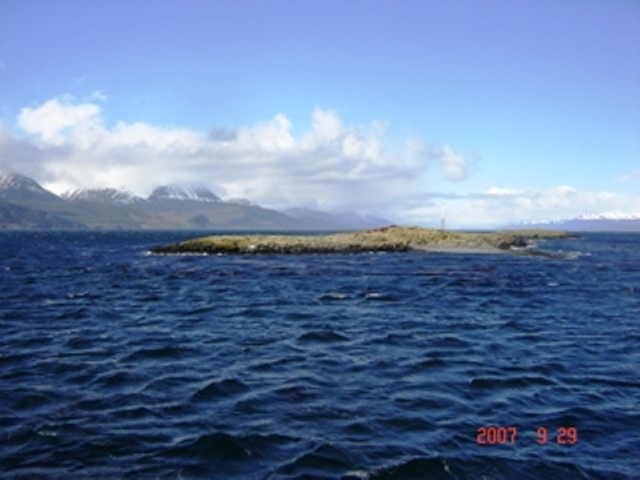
{"left": 0, "top": 0, "right": 639, "bottom": 227}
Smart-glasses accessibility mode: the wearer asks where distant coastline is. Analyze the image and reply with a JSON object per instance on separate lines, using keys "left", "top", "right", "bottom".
{"left": 151, "top": 226, "right": 573, "bottom": 257}
{"left": 0, "top": 173, "right": 389, "bottom": 231}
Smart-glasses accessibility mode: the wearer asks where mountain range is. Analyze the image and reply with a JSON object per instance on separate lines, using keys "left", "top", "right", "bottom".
{"left": 3, "top": 173, "right": 637, "bottom": 232}
{"left": 0, "top": 173, "right": 390, "bottom": 231}
{"left": 511, "top": 213, "right": 640, "bottom": 232}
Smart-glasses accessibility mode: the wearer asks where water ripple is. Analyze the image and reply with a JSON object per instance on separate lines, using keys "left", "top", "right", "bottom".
{"left": 0, "top": 231, "right": 638, "bottom": 479}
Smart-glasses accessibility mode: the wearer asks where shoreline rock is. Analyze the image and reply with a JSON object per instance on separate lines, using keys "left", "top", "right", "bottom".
{"left": 150, "top": 226, "right": 573, "bottom": 258}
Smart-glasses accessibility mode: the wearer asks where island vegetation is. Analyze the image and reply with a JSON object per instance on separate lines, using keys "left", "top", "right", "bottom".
{"left": 151, "top": 225, "right": 572, "bottom": 257}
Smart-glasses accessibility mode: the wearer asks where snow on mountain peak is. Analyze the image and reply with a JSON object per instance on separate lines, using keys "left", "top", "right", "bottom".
{"left": 577, "top": 211, "right": 640, "bottom": 221}
{"left": 148, "top": 184, "right": 221, "bottom": 203}
{"left": 0, "top": 173, "right": 48, "bottom": 193}
{"left": 0, "top": 173, "right": 61, "bottom": 202}
{"left": 62, "top": 188, "right": 145, "bottom": 204}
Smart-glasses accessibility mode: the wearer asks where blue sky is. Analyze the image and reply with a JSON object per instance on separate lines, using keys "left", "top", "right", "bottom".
{"left": 1, "top": 0, "right": 639, "bottom": 227}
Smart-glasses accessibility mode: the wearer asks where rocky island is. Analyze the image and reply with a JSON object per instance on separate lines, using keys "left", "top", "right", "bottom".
{"left": 151, "top": 226, "right": 572, "bottom": 257}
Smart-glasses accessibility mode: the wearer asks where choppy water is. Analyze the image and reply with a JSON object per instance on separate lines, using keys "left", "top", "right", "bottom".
{"left": 1, "top": 231, "right": 638, "bottom": 479}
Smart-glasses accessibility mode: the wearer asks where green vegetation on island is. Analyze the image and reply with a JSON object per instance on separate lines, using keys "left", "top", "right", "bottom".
{"left": 151, "top": 226, "right": 572, "bottom": 257}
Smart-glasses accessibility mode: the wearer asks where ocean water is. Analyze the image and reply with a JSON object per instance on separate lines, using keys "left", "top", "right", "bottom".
{"left": 0, "top": 231, "right": 638, "bottom": 479}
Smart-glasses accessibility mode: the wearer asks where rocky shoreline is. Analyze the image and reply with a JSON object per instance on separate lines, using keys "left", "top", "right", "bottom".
{"left": 151, "top": 226, "right": 573, "bottom": 258}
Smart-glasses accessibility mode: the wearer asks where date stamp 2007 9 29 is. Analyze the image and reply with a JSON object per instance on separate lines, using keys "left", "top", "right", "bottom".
{"left": 476, "top": 426, "right": 578, "bottom": 445}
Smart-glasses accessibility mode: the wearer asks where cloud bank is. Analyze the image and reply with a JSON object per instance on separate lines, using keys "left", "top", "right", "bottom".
{"left": 405, "top": 186, "right": 640, "bottom": 228}
{"left": 1, "top": 94, "right": 639, "bottom": 227}
{"left": 2, "top": 95, "right": 467, "bottom": 213}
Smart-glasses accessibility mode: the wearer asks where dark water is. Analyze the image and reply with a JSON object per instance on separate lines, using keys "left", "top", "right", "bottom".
{"left": 1, "top": 231, "right": 638, "bottom": 479}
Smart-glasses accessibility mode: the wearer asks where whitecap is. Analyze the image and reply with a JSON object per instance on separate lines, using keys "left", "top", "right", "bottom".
{"left": 317, "top": 292, "right": 350, "bottom": 301}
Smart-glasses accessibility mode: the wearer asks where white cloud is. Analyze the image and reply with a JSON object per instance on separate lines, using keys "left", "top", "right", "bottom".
{"left": 5, "top": 94, "right": 638, "bottom": 227}
{"left": 397, "top": 186, "right": 640, "bottom": 228}
{"left": 18, "top": 96, "right": 101, "bottom": 145}
{"left": 234, "top": 114, "right": 295, "bottom": 153}
{"left": 409, "top": 143, "right": 470, "bottom": 182}
{"left": 436, "top": 145, "right": 469, "bottom": 181}
{"left": 485, "top": 187, "right": 528, "bottom": 196}
{"left": 306, "top": 108, "right": 342, "bottom": 143}
{"left": 3, "top": 95, "right": 473, "bottom": 214}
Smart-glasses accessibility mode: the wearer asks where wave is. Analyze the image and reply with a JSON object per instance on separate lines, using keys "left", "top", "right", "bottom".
{"left": 298, "top": 330, "right": 350, "bottom": 343}
{"left": 1, "top": 231, "right": 638, "bottom": 479}
{"left": 191, "top": 378, "right": 250, "bottom": 401}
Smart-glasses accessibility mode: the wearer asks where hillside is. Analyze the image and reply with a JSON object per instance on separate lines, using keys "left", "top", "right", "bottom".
{"left": 0, "top": 173, "right": 390, "bottom": 231}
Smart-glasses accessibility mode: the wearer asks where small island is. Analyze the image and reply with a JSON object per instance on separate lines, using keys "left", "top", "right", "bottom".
{"left": 151, "top": 226, "right": 572, "bottom": 257}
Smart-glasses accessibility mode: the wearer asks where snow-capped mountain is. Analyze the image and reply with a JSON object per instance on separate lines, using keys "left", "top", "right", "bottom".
{"left": 0, "top": 173, "right": 42, "bottom": 191}
{"left": 0, "top": 173, "right": 61, "bottom": 204}
{"left": 63, "top": 188, "right": 146, "bottom": 205}
{"left": 224, "top": 197, "right": 255, "bottom": 206}
{"left": 575, "top": 212, "right": 640, "bottom": 221}
{"left": 513, "top": 212, "right": 640, "bottom": 232}
{"left": 148, "top": 184, "right": 221, "bottom": 203}
{"left": 0, "top": 172, "right": 391, "bottom": 231}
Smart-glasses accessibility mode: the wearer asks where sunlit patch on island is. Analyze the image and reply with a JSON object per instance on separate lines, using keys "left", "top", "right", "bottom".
{"left": 151, "top": 225, "right": 572, "bottom": 257}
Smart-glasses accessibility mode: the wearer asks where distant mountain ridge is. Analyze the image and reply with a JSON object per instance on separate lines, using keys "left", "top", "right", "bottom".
{"left": 0, "top": 173, "right": 391, "bottom": 231}
{"left": 512, "top": 212, "right": 640, "bottom": 232}
{"left": 62, "top": 188, "right": 146, "bottom": 205}
{"left": 575, "top": 212, "right": 640, "bottom": 221}
{"left": 148, "top": 184, "right": 221, "bottom": 203}
{"left": 0, "top": 199, "right": 82, "bottom": 230}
